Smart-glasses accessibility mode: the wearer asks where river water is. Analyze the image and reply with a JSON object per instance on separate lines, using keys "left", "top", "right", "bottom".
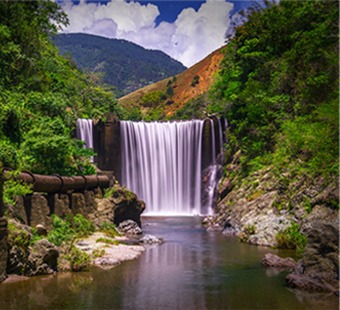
{"left": 0, "top": 217, "right": 337, "bottom": 309}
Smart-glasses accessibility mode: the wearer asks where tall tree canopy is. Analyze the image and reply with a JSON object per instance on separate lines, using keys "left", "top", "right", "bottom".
{"left": 0, "top": 0, "right": 121, "bottom": 176}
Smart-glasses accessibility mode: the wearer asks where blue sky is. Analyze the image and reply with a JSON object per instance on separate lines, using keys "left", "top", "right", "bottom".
{"left": 58, "top": 0, "right": 258, "bottom": 67}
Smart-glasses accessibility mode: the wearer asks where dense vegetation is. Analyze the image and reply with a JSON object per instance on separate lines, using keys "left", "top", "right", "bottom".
{"left": 0, "top": 1, "right": 122, "bottom": 177}
{"left": 53, "top": 33, "right": 186, "bottom": 97}
{"left": 207, "top": 0, "right": 338, "bottom": 179}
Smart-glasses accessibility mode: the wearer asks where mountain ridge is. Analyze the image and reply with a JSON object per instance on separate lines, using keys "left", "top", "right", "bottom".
{"left": 53, "top": 33, "right": 186, "bottom": 97}
{"left": 118, "top": 45, "right": 226, "bottom": 119}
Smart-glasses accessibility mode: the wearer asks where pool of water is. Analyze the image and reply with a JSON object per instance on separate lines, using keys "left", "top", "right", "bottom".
{"left": 0, "top": 217, "right": 337, "bottom": 309}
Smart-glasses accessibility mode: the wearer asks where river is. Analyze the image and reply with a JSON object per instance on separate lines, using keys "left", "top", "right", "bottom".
{"left": 0, "top": 217, "right": 337, "bottom": 309}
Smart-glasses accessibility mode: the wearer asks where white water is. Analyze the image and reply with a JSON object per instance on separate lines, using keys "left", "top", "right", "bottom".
{"left": 121, "top": 120, "right": 218, "bottom": 216}
{"left": 76, "top": 118, "right": 94, "bottom": 162}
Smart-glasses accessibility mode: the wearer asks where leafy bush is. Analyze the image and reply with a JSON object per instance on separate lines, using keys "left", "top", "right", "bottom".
{"left": 140, "top": 90, "right": 166, "bottom": 108}
{"left": 47, "top": 214, "right": 95, "bottom": 246}
{"left": 72, "top": 214, "right": 95, "bottom": 238}
{"left": 47, "top": 215, "right": 76, "bottom": 246}
{"left": 3, "top": 178, "right": 32, "bottom": 205}
{"left": 276, "top": 223, "right": 307, "bottom": 255}
{"left": 19, "top": 117, "right": 94, "bottom": 176}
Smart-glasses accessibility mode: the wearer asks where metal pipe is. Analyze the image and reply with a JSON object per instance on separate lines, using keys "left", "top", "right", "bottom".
{"left": 2, "top": 169, "right": 110, "bottom": 193}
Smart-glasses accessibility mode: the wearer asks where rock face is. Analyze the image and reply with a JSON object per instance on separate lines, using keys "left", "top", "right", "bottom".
{"left": 7, "top": 185, "right": 145, "bottom": 232}
{"left": 0, "top": 217, "right": 8, "bottom": 283}
{"left": 286, "top": 206, "right": 339, "bottom": 294}
{"left": 209, "top": 156, "right": 339, "bottom": 294}
{"left": 26, "top": 239, "right": 59, "bottom": 276}
{"left": 205, "top": 167, "right": 292, "bottom": 246}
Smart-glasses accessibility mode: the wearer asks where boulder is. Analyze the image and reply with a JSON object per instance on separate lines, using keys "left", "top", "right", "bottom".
{"left": 139, "top": 234, "right": 164, "bottom": 244}
{"left": 110, "top": 186, "right": 145, "bottom": 227}
{"left": 262, "top": 253, "right": 296, "bottom": 269}
{"left": 26, "top": 239, "right": 59, "bottom": 276}
{"left": 117, "top": 220, "right": 143, "bottom": 236}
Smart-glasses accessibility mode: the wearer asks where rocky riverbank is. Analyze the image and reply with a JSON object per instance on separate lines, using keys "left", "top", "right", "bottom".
{"left": 0, "top": 184, "right": 149, "bottom": 282}
{"left": 204, "top": 156, "right": 339, "bottom": 294}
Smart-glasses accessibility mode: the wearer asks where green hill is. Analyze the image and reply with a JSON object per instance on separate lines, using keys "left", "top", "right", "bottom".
{"left": 53, "top": 33, "right": 186, "bottom": 97}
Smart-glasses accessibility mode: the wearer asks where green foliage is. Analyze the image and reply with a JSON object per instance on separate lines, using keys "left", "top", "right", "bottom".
{"left": 211, "top": 0, "right": 338, "bottom": 179}
{"left": 169, "top": 95, "right": 207, "bottom": 120}
{"left": 3, "top": 179, "right": 32, "bottom": 205}
{"left": 65, "top": 246, "right": 91, "bottom": 272}
{"left": 0, "top": 1, "right": 123, "bottom": 177}
{"left": 276, "top": 223, "right": 307, "bottom": 255}
{"left": 7, "top": 221, "right": 31, "bottom": 249}
{"left": 47, "top": 214, "right": 76, "bottom": 246}
{"left": 96, "top": 237, "right": 119, "bottom": 245}
{"left": 104, "top": 187, "right": 117, "bottom": 198}
{"left": 47, "top": 214, "right": 95, "bottom": 246}
{"left": 0, "top": 140, "right": 19, "bottom": 169}
{"left": 19, "top": 117, "right": 94, "bottom": 175}
{"left": 140, "top": 90, "right": 166, "bottom": 108}
{"left": 72, "top": 214, "right": 95, "bottom": 238}
{"left": 92, "top": 248, "right": 106, "bottom": 258}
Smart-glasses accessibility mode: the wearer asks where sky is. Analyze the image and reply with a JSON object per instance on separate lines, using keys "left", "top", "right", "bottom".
{"left": 58, "top": 0, "right": 257, "bottom": 67}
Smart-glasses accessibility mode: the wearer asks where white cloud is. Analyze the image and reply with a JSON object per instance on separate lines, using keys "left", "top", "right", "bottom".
{"left": 60, "top": 0, "right": 234, "bottom": 67}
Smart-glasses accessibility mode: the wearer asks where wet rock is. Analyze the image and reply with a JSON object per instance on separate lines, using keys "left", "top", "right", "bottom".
{"left": 262, "top": 253, "right": 296, "bottom": 269}
{"left": 26, "top": 239, "right": 59, "bottom": 276}
{"left": 117, "top": 220, "right": 143, "bottom": 236}
{"left": 139, "top": 234, "right": 164, "bottom": 244}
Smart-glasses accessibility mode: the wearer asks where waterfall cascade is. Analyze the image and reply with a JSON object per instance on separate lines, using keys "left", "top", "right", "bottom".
{"left": 76, "top": 119, "right": 94, "bottom": 161}
{"left": 121, "top": 120, "right": 223, "bottom": 216}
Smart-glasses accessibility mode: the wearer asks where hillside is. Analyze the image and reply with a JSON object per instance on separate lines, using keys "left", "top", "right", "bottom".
{"left": 118, "top": 46, "right": 225, "bottom": 119}
{"left": 53, "top": 33, "right": 186, "bottom": 97}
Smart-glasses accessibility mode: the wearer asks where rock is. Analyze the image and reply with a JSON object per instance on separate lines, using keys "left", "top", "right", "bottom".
{"left": 90, "top": 198, "right": 115, "bottom": 228}
{"left": 262, "top": 253, "right": 296, "bottom": 269}
{"left": 35, "top": 224, "right": 47, "bottom": 236}
{"left": 0, "top": 217, "right": 8, "bottom": 283}
{"left": 139, "top": 234, "right": 164, "bottom": 244}
{"left": 26, "top": 239, "right": 59, "bottom": 276}
{"left": 286, "top": 208, "right": 339, "bottom": 294}
{"left": 6, "top": 220, "right": 32, "bottom": 275}
{"left": 110, "top": 186, "right": 145, "bottom": 227}
{"left": 117, "top": 220, "right": 143, "bottom": 236}
{"left": 54, "top": 194, "right": 72, "bottom": 218}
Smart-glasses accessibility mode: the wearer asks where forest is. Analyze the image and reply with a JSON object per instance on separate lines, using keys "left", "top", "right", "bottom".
{"left": 0, "top": 0, "right": 338, "bottom": 203}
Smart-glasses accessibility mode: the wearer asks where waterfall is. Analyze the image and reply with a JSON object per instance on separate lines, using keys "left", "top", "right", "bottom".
{"left": 76, "top": 119, "right": 94, "bottom": 162}
{"left": 121, "top": 120, "right": 222, "bottom": 216}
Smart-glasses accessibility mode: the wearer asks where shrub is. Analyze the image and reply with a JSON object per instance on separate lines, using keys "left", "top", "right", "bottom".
{"left": 66, "top": 246, "right": 91, "bottom": 272}
{"left": 47, "top": 214, "right": 75, "bottom": 246}
{"left": 72, "top": 214, "right": 95, "bottom": 238}
{"left": 276, "top": 223, "right": 307, "bottom": 256}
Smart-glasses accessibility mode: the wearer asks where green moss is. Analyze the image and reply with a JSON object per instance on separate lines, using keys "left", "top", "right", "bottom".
{"left": 96, "top": 237, "right": 119, "bottom": 245}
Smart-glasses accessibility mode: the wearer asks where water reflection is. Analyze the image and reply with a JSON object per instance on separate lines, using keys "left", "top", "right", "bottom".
{"left": 0, "top": 217, "right": 337, "bottom": 310}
